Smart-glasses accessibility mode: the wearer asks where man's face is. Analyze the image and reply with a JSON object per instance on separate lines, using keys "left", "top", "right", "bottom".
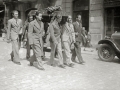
{"left": 28, "top": 16, "right": 33, "bottom": 22}
{"left": 83, "top": 27, "right": 85, "bottom": 30}
{"left": 56, "top": 15, "right": 62, "bottom": 23}
{"left": 77, "top": 15, "right": 81, "bottom": 21}
{"left": 36, "top": 13, "right": 42, "bottom": 21}
{"left": 68, "top": 16, "right": 72, "bottom": 23}
{"left": 13, "top": 11, "right": 18, "bottom": 19}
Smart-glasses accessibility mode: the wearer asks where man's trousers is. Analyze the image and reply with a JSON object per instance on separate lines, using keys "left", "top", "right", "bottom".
{"left": 62, "top": 41, "right": 72, "bottom": 64}
{"left": 50, "top": 41, "right": 64, "bottom": 65}
{"left": 26, "top": 39, "right": 30, "bottom": 58}
{"left": 71, "top": 41, "right": 84, "bottom": 63}
{"left": 11, "top": 39, "right": 20, "bottom": 62}
{"left": 30, "top": 43, "right": 43, "bottom": 67}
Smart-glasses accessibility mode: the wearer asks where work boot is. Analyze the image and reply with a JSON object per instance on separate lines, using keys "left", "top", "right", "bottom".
{"left": 58, "top": 64, "right": 65, "bottom": 68}
{"left": 33, "top": 62, "right": 45, "bottom": 70}
{"left": 13, "top": 61, "right": 21, "bottom": 65}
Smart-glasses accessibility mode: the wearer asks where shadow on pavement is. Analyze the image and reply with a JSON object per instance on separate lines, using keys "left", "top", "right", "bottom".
{"left": 95, "top": 57, "right": 120, "bottom": 64}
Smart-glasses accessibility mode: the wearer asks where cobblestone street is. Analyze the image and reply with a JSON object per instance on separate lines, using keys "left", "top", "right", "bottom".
{"left": 0, "top": 40, "right": 120, "bottom": 90}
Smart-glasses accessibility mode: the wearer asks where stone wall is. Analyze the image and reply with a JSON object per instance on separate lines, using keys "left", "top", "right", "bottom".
{"left": 62, "top": 0, "right": 73, "bottom": 16}
{"left": 89, "top": 0, "right": 104, "bottom": 45}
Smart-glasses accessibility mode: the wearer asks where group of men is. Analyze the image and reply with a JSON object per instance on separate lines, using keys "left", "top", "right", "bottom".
{"left": 6, "top": 10, "right": 85, "bottom": 70}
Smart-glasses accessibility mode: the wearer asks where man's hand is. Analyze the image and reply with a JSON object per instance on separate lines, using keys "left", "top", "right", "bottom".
{"left": 75, "top": 32, "right": 79, "bottom": 35}
{"left": 7, "top": 39, "right": 11, "bottom": 43}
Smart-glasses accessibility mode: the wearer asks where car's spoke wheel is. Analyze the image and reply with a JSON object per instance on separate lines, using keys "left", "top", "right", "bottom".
{"left": 98, "top": 44, "right": 115, "bottom": 61}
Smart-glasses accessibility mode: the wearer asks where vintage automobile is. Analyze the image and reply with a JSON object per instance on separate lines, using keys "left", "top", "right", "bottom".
{"left": 98, "top": 33, "right": 120, "bottom": 61}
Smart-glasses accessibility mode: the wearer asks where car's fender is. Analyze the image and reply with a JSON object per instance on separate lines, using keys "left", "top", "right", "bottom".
{"left": 98, "top": 39, "right": 120, "bottom": 53}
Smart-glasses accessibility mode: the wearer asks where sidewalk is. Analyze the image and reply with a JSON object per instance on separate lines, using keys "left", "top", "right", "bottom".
{"left": 81, "top": 47, "right": 97, "bottom": 55}
{"left": 0, "top": 39, "right": 98, "bottom": 90}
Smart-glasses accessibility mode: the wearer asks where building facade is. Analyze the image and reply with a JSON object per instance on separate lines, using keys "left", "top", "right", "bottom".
{"left": 0, "top": 0, "right": 119, "bottom": 46}
{"left": 89, "top": 0, "right": 104, "bottom": 45}
{"left": 89, "top": 0, "right": 120, "bottom": 45}
{"left": 0, "top": 0, "right": 64, "bottom": 36}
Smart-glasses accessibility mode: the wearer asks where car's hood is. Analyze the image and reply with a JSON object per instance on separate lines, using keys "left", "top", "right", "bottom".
{"left": 112, "top": 33, "right": 120, "bottom": 39}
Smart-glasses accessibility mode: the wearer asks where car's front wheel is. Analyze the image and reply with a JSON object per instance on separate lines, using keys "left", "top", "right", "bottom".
{"left": 98, "top": 44, "right": 115, "bottom": 61}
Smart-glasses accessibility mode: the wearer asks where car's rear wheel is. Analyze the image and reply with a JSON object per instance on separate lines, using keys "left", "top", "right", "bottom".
{"left": 98, "top": 44, "right": 115, "bottom": 61}
{"left": 116, "top": 52, "right": 120, "bottom": 59}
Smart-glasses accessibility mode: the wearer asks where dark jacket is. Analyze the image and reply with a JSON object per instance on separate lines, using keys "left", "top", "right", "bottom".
{"left": 73, "top": 21, "right": 82, "bottom": 42}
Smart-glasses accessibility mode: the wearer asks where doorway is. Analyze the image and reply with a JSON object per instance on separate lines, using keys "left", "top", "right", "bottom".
{"left": 73, "top": 10, "right": 89, "bottom": 32}
{"left": 105, "top": 7, "right": 120, "bottom": 37}
{"left": 0, "top": 6, "right": 5, "bottom": 37}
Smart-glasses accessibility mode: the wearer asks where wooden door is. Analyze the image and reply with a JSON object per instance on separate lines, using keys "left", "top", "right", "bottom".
{"left": 73, "top": 11, "right": 89, "bottom": 32}
{"left": 0, "top": 6, "right": 5, "bottom": 37}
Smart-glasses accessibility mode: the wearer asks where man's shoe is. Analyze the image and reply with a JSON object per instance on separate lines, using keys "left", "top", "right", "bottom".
{"left": 26, "top": 56, "right": 30, "bottom": 60}
{"left": 64, "top": 63, "right": 67, "bottom": 65}
{"left": 68, "top": 63, "right": 74, "bottom": 67}
{"left": 11, "top": 56, "right": 13, "bottom": 61}
{"left": 13, "top": 61, "right": 21, "bottom": 65}
{"left": 82, "top": 61, "right": 85, "bottom": 63}
{"left": 79, "top": 62, "right": 84, "bottom": 65}
{"left": 41, "top": 56, "right": 45, "bottom": 61}
{"left": 11, "top": 55, "right": 13, "bottom": 61}
{"left": 37, "top": 66, "right": 45, "bottom": 70}
{"left": 64, "top": 63, "right": 74, "bottom": 67}
{"left": 30, "top": 62, "right": 33, "bottom": 66}
{"left": 72, "top": 60, "right": 78, "bottom": 63}
{"left": 59, "top": 65, "right": 65, "bottom": 68}
{"left": 50, "top": 64, "right": 56, "bottom": 67}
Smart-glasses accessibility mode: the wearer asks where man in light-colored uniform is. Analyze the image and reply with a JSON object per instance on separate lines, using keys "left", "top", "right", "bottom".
{"left": 62, "top": 15, "right": 75, "bottom": 67}
{"left": 7, "top": 10, "right": 22, "bottom": 65}
{"left": 49, "top": 13, "right": 65, "bottom": 68}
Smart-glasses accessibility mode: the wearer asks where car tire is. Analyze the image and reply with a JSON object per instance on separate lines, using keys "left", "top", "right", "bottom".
{"left": 98, "top": 44, "right": 115, "bottom": 62}
{"left": 116, "top": 52, "right": 120, "bottom": 60}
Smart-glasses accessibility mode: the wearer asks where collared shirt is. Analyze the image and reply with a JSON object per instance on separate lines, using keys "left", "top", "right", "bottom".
{"left": 67, "top": 22, "right": 74, "bottom": 33}
{"left": 7, "top": 18, "right": 22, "bottom": 39}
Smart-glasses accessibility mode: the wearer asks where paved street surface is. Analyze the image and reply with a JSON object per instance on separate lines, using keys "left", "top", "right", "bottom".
{"left": 0, "top": 40, "right": 120, "bottom": 90}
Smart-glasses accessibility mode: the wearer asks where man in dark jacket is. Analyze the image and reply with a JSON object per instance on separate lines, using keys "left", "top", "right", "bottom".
{"left": 71, "top": 15, "right": 85, "bottom": 64}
